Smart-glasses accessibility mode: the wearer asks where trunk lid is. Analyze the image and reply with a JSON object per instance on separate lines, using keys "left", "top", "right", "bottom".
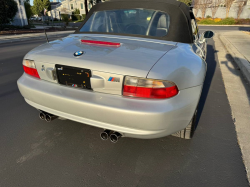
{"left": 26, "top": 34, "right": 176, "bottom": 95}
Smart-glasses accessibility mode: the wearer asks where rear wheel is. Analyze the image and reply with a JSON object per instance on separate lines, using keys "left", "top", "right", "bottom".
{"left": 172, "top": 110, "right": 197, "bottom": 139}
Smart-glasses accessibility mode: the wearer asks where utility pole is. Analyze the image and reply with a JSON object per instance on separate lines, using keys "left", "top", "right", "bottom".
{"left": 84, "top": 0, "right": 89, "bottom": 15}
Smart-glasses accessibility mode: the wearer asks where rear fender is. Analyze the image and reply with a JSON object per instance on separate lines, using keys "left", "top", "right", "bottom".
{"left": 147, "top": 43, "right": 206, "bottom": 90}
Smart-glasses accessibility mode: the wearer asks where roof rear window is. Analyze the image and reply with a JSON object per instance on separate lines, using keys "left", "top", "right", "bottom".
{"left": 80, "top": 9, "right": 170, "bottom": 37}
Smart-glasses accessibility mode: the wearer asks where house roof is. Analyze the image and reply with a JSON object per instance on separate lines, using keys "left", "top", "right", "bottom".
{"left": 50, "top": 2, "right": 61, "bottom": 10}
{"left": 51, "top": 2, "right": 60, "bottom": 5}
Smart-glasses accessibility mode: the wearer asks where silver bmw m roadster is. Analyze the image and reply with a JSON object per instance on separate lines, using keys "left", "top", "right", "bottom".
{"left": 17, "top": 0, "right": 214, "bottom": 142}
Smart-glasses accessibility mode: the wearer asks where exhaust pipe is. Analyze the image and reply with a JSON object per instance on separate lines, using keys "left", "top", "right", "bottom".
{"left": 45, "top": 114, "right": 58, "bottom": 122}
{"left": 110, "top": 132, "right": 122, "bottom": 143}
{"left": 39, "top": 112, "right": 46, "bottom": 120}
{"left": 100, "top": 130, "right": 112, "bottom": 140}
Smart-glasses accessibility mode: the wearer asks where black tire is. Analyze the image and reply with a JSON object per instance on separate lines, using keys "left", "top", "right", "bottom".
{"left": 172, "top": 110, "right": 197, "bottom": 139}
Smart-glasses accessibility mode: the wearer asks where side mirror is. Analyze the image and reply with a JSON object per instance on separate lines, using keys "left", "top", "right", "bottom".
{"left": 203, "top": 31, "right": 214, "bottom": 39}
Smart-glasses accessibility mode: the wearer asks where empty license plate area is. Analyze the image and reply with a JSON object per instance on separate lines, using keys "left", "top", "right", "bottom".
{"left": 55, "top": 65, "right": 91, "bottom": 89}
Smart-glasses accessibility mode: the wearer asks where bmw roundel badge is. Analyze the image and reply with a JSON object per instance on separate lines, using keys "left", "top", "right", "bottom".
{"left": 74, "top": 51, "right": 84, "bottom": 57}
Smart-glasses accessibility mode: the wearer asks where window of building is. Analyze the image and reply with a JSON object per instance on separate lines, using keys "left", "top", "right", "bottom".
{"left": 71, "top": 4, "right": 73, "bottom": 10}
{"left": 81, "top": 3, "right": 83, "bottom": 9}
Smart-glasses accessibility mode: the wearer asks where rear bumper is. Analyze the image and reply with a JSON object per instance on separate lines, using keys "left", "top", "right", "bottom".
{"left": 17, "top": 73, "right": 202, "bottom": 139}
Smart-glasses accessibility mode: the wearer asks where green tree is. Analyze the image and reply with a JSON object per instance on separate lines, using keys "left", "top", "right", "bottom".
{"left": 24, "top": 0, "right": 34, "bottom": 23}
{"left": 33, "top": 0, "right": 50, "bottom": 15}
{"left": 0, "top": 0, "right": 18, "bottom": 25}
{"left": 178, "top": 0, "right": 192, "bottom": 6}
{"left": 43, "top": 0, "right": 51, "bottom": 13}
{"left": 33, "top": 0, "right": 43, "bottom": 15}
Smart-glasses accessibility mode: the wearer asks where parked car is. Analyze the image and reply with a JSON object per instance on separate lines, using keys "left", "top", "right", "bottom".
{"left": 29, "top": 16, "right": 42, "bottom": 21}
{"left": 29, "top": 17, "right": 36, "bottom": 21}
{"left": 17, "top": 0, "right": 214, "bottom": 143}
{"left": 36, "top": 17, "right": 42, "bottom": 21}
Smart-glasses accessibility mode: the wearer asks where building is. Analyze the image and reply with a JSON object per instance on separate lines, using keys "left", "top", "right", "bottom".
{"left": 12, "top": 0, "right": 28, "bottom": 26}
{"left": 49, "top": 0, "right": 105, "bottom": 20}
{"left": 193, "top": 0, "right": 250, "bottom": 18}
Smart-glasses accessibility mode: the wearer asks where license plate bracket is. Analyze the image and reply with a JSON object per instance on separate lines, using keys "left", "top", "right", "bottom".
{"left": 55, "top": 65, "right": 91, "bottom": 89}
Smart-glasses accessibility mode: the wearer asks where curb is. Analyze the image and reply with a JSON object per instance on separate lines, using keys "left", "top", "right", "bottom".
{"left": 219, "top": 34, "right": 250, "bottom": 83}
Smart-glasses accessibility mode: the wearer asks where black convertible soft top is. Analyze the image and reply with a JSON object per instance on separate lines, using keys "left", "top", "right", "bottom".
{"left": 75, "top": 0, "right": 193, "bottom": 44}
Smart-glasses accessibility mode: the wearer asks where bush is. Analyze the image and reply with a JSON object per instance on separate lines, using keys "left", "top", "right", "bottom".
{"left": 71, "top": 14, "right": 82, "bottom": 21}
{"left": 53, "top": 18, "right": 59, "bottom": 21}
{"left": 61, "top": 14, "right": 69, "bottom": 26}
{"left": 178, "top": 0, "right": 192, "bottom": 6}
{"left": 23, "top": 25, "right": 31, "bottom": 29}
{"left": 72, "top": 8, "right": 80, "bottom": 15}
{"left": 219, "top": 17, "right": 235, "bottom": 25}
{"left": 206, "top": 15, "right": 212, "bottom": 18}
{"left": 0, "top": 25, "right": 21, "bottom": 31}
{"left": 198, "top": 18, "right": 215, "bottom": 24}
{"left": 0, "top": 25, "right": 35, "bottom": 31}
{"left": 235, "top": 18, "right": 250, "bottom": 25}
{"left": 82, "top": 14, "right": 86, "bottom": 20}
{"left": 197, "top": 17, "right": 236, "bottom": 25}
{"left": 214, "top": 18, "right": 221, "bottom": 23}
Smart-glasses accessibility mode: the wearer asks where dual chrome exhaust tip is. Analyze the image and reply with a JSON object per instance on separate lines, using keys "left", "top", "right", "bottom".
{"left": 39, "top": 112, "right": 121, "bottom": 142}
{"left": 39, "top": 111, "right": 58, "bottom": 122}
{"left": 100, "top": 130, "right": 122, "bottom": 143}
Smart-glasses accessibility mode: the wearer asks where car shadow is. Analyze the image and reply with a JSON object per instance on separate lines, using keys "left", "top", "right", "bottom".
{"left": 195, "top": 43, "right": 217, "bottom": 128}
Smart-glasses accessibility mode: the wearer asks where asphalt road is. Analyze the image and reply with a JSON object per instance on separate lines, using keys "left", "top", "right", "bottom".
{"left": 0, "top": 33, "right": 249, "bottom": 186}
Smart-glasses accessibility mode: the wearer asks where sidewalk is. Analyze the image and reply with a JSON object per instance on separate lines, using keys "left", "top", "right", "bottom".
{"left": 219, "top": 31, "right": 250, "bottom": 83}
{"left": 215, "top": 32, "right": 250, "bottom": 183}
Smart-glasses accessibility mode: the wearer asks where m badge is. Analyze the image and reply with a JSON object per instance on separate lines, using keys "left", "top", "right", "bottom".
{"left": 108, "top": 77, "right": 120, "bottom": 82}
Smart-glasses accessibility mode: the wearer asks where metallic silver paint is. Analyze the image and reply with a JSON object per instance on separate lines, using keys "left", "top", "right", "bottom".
{"left": 147, "top": 43, "right": 206, "bottom": 90}
{"left": 18, "top": 73, "right": 202, "bottom": 139}
{"left": 18, "top": 33, "right": 208, "bottom": 139}
{"left": 25, "top": 34, "right": 175, "bottom": 79}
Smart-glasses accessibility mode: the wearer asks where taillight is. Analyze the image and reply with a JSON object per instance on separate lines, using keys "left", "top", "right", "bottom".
{"left": 123, "top": 76, "right": 179, "bottom": 99}
{"left": 23, "top": 59, "right": 40, "bottom": 79}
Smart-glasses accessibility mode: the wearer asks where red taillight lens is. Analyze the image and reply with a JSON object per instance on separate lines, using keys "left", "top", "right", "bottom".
{"left": 81, "top": 39, "right": 121, "bottom": 47}
{"left": 23, "top": 60, "right": 40, "bottom": 79}
{"left": 123, "top": 76, "right": 179, "bottom": 99}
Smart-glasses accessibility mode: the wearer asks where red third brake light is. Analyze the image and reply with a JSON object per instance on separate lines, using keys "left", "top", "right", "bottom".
{"left": 23, "top": 60, "right": 40, "bottom": 79}
{"left": 81, "top": 39, "right": 121, "bottom": 47}
{"left": 123, "top": 76, "right": 179, "bottom": 99}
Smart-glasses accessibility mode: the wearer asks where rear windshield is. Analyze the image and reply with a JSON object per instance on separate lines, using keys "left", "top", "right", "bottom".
{"left": 80, "top": 9, "right": 170, "bottom": 37}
